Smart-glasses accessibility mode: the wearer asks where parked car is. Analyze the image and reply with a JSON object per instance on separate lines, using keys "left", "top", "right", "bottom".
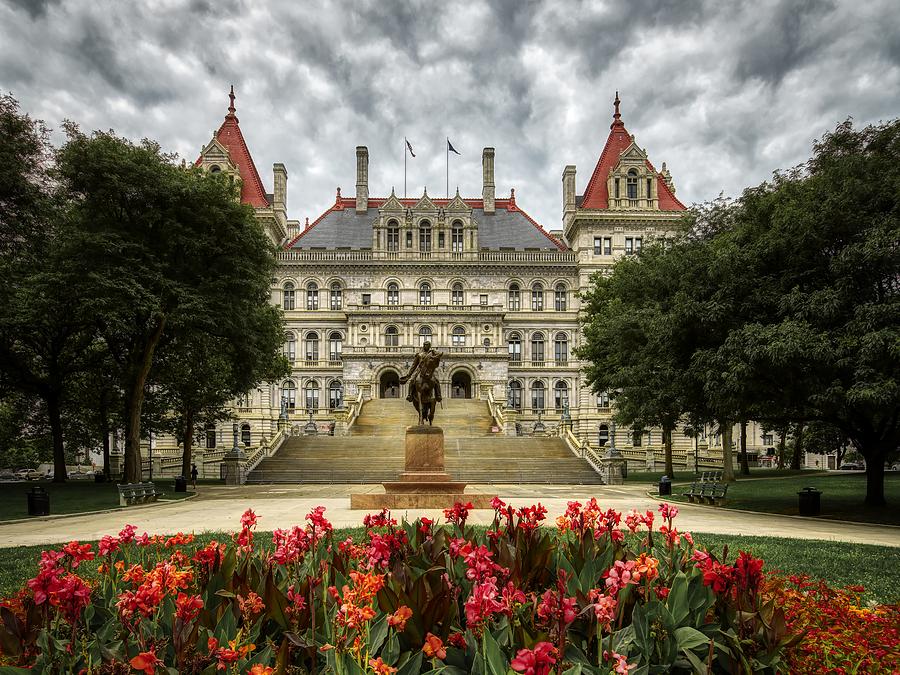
{"left": 839, "top": 462, "right": 862, "bottom": 470}
{"left": 0, "top": 469, "right": 16, "bottom": 481}
{"left": 14, "top": 468, "right": 43, "bottom": 480}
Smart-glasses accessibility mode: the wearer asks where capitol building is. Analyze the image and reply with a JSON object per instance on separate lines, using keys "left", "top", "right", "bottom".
{"left": 151, "top": 90, "right": 773, "bottom": 479}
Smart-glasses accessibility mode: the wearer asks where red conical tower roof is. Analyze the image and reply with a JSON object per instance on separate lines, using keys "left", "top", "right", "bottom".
{"left": 580, "top": 93, "right": 685, "bottom": 211}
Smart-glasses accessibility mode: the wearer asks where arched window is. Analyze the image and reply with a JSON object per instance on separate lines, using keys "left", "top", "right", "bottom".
{"left": 596, "top": 391, "right": 610, "bottom": 410}
{"left": 241, "top": 423, "right": 251, "bottom": 447}
{"left": 387, "top": 220, "right": 400, "bottom": 251}
{"left": 508, "top": 380, "right": 523, "bottom": 411}
{"left": 205, "top": 423, "right": 217, "bottom": 449}
{"left": 418, "top": 325, "right": 432, "bottom": 347}
{"left": 598, "top": 424, "right": 609, "bottom": 447}
{"left": 507, "top": 332, "right": 522, "bottom": 363}
{"left": 328, "top": 331, "right": 342, "bottom": 361}
{"left": 330, "top": 282, "right": 342, "bottom": 310}
{"left": 632, "top": 429, "right": 643, "bottom": 447}
{"left": 385, "top": 325, "right": 399, "bottom": 351}
{"left": 451, "top": 221, "right": 464, "bottom": 252}
{"left": 554, "top": 283, "right": 567, "bottom": 311}
{"left": 508, "top": 283, "right": 521, "bottom": 311}
{"left": 305, "top": 331, "right": 319, "bottom": 363}
{"left": 329, "top": 380, "right": 343, "bottom": 409}
{"left": 627, "top": 169, "right": 638, "bottom": 199}
{"left": 531, "top": 381, "right": 545, "bottom": 413}
{"left": 554, "top": 332, "right": 568, "bottom": 365}
{"left": 419, "top": 221, "right": 432, "bottom": 252}
{"left": 209, "top": 164, "right": 222, "bottom": 174}
{"left": 419, "top": 282, "right": 432, "bottom": 305}
{"left": 531, "top": 331, "right": 545, "bottom": 364}
{"left": 531, "top": 282, "right": 544, "bottom": 311}
{"left": 306, "top": 281, "right": 319, "bottom": 310}
{"left": 554, "top": 380, "right": 569, "bottom": 410}
{"left": 387, "top": 282, "right": 399, "bottom": 306}
{"left": 451, "top": 282, "right": 464, "bottom": 306}
{"left": 304, "top": 380, "right": 320, "bottom": 413}
{"left": 283, "top": 282, "right": 295, "bottom": 310}
{"left": 283, "top": 332, "right": 296, "bottom": 361}
{"left": 451, "top": 325, "right": 466, "bottom": 348}
{"left": 281, "top": 381, "right": 296, "bottom": 411}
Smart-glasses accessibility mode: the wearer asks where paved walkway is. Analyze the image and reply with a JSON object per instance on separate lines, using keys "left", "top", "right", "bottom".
{"left": 1, "top": 484, "right": 898, "bottom": 549}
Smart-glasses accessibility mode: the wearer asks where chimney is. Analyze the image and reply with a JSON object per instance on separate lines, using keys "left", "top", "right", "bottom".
{"left": 482, "top": 147, "right": 495, "bottom": 214}
{"left": 273, "top": 163, "right": 287, "bottom": 215}
{"left": 356, "top": 146, "right": 369, "bottom": 213}
{"left": 562, "top": 165, "right": 576, "bottom": 219}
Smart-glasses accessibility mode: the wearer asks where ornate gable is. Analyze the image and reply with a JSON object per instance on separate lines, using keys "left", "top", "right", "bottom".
{"left": 412, "top": 189, "right": 438, "bottom": 213}
{"left": 446, "top": 190, "right": 472, "bottom": 214}
{"left": 379, "top": 189, "right": 404, "bottom": 214}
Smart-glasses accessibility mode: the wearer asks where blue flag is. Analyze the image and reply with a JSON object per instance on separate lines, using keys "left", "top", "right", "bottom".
{"left": 448, "top": 139, "right": 460, "bottom": 155}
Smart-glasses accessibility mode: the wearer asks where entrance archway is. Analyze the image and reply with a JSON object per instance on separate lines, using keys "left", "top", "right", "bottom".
{"left": 380, "top": 370, "right": 400, "bottom": 398}
{"left": 450, "top": 370, "right": 472, "bottom": 399}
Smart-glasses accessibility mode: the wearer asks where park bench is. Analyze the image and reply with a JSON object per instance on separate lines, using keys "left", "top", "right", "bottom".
{"left": 682, "top": 472, "right": 726, "bottom": 503}
{"left": 117, "top": 482, "right": 162, "bottom": 507}
{"left": 701, "top": 482, "right": 729, "bottom": 506}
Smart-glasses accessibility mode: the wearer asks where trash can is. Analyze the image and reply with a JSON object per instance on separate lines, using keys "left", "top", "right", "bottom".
{"left": 798, "top": 487, "right": 821, "bottom": 516}
{"left": 95, "top": 472, "right": 106, "bottom": 483}
{"left": 27, "top": 486, "right": 49, "bottom": 516}
{"left": 174, "top": 475, "right": 187, "bottom": 493}
{"left": 659, "top": 475, "right": 672, "bottom": 496}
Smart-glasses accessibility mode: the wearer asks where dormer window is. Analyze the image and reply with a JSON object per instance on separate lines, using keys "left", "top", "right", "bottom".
{"left": 387, "top": 221, "right": 399, "bottom": 251}
{"left": 626, "top": 169, "right": 638, "bottom": 199}
{"left": 614, "top": 178, "right": 620, "bottom": 199}
{"left": 209, "top": 164, "right": 222, "bottom": 174}
{"left": 419, "top": 221, "right": 432, "bottom": 252}
{"left": 647, "top": 178, "right": 652, "bottom": 200}
{"left": 452, "top": 222, "right": 464, "bottom": 252}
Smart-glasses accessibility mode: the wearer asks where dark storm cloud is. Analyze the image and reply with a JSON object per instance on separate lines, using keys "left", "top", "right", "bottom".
{"left": 0, "top": 0, "right": 898, "bottom": 230}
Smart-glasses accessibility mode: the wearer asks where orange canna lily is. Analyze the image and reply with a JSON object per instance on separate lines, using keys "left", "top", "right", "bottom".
{"left": 129, "top": 649, "right": 162, "bottom": 674}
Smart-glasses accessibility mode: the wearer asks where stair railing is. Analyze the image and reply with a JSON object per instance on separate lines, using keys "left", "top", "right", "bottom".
{"left": 243, "top": 428, "right": 287, "bottom": 474}
{"left": 560, "top": 427, "right": 604, "bottom": 477}
{"left": 485, "top": 390, "right": 506, "bottom": 429}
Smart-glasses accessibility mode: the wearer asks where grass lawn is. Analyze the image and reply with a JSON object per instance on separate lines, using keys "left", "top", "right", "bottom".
{"left": 0, "top": 480, "right": 194, "bottom": 522}
{"left": 0, "top": 528, "right": 896, "bottom": 605}
{"left": 624, "top": 468, "right": 814, "bottom": 485}
{"left": 665, "top": 472, "right": 900, "bottom": 525}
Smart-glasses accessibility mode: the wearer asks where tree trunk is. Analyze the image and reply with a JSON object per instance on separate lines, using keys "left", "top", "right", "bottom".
{"left": 663, "top": 425, "right": 674, "bottom": 479}
{"left": 777, "top": 424, "right": 787, "bottom": 470}
{"left": 99, "top": 392, "right": 111, "bottom": 479}
{"left": 863, "top": 451, "right": 886, "bottom": 507}
{"left": 721, "top": 421, "right": 735, "bottom": 481}
{"left": 122, "top": 315, "right": 167, "bottom": 483}
{"left": 739, "top": 420, "right": 750, "bottom": 475}
{"left": 181, "top": 409, "right": 194, "bottom": 478}
{"left": 46, "top": 391, "right": 67, "bottom": 482}
{"left": 790, "top": 422, "right": 804, "bottom": 471}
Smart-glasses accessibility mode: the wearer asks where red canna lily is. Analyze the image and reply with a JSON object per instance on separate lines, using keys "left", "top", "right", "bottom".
{"left": 130, "top": 649, "right": 162, "bottom": 674}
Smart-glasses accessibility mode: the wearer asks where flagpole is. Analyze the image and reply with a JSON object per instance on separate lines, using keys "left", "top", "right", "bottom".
{"left": 404, "top": 137, "right": 407, "bottom": 198}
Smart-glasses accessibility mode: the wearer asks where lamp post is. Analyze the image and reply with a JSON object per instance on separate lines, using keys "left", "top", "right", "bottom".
{"left": 533, "top": 408, "right": 545, "bottom": 434}
{"left": 607, "top": 421, "right": 620, "bottom": 457}
{"left": 228, "top": 422, "right": 244, "bottom": 459}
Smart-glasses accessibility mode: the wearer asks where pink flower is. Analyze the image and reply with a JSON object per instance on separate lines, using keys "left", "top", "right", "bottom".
{"left": 118, "top": 524, "right": 137, "bottom": 544}
{"left": 510, "top": 642, "right": 556, "bottom": 675}
{"left": 240, "top": 508, "right": 258, "bottom": 529}
{"left": 490, "top": 496, "right": 506, "bottom": 511}
{"left": 536, "top": 589, "right": 577, "bottom": 626}
{"left": 588, "top": 589, "right": 618, "bottom": 627}
{"left": 658, "top": 503, "right": 679, "bottom": 521}
{"left": 604, "top": 650, "right": 636, "bottom": 673}
{"left": 603, "top": 560, "right": 638, "bottom": 596}
{"left": 464, "top": 577, "right": 504, "bottom": 629}
{"left": 98, "top": 535, "right": 120, "bottom": 557}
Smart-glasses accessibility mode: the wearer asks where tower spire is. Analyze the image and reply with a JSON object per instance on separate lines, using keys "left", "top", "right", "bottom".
{"left": 227, "top": 85, "right": 236, "bottom": 117}
{"left": 611, "top": 91, "right": 623, "bottom": 129}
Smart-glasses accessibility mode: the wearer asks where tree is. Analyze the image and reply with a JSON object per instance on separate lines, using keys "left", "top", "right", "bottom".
{"left": 56, "top": 128, "right": 281, "bottom": 483}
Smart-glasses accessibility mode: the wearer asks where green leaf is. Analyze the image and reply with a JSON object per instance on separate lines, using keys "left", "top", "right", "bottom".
{"left": 383, "top": 631, "right": 400, "bottom": 665}
{"left": 675, "top": 626, "right": 711, "bottom": 652}
{"left": 482, "top": 629, "right": 508, "bottom": 675}
{"left": 397, "top": 651, "right": 424, "bottom": 675}
{"left": 369, "top": 614, "right": 389, "bottom": 654}
{"left": 666, "top": 571, "right": 690, "bottom": 625}
{"left": 561, "top": 666, "right": 583, "bottom": 675}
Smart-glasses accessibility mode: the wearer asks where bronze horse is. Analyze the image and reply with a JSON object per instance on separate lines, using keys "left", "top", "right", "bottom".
{"left": 400, "top": 342, "right": 443, "bottom": 426}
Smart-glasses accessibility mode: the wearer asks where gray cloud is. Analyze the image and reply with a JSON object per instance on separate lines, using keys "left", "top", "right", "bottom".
{"left": 0, "top": 0, "right": 898, "bottom": 231}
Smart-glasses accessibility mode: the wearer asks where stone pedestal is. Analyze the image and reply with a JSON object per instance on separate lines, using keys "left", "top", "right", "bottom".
{"left": 222, "top": 454, "right": 246, "bottom": 486}
{"left": 600, "top": 454, "right": 627, "bottom": 485}
{"left": 351, "top": 426, "right": 491, "bottom": 510}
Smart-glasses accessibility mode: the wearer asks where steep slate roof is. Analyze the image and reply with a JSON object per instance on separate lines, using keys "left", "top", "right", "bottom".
{"left": 288, "top": 196, "right": 567, "bottom": 251}
{"left": 581, "top": 94, "right": 685, "bottom": 211}
{"left": 195, "top": 87, "right": 269, "bottom": 208}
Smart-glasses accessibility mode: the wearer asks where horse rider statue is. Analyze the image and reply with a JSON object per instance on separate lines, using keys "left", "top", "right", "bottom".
{"left": 399, "top": 341, "right": 443, "bottom": 425}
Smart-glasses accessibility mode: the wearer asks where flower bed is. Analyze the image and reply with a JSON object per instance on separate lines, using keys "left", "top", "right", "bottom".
{"left": 0, "top": 499, "right": 896, "bottom": 673}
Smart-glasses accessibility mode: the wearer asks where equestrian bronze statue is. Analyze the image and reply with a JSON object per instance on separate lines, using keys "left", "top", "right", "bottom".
{"left": 399, "top": 341, "right": 443, "bottom": 426}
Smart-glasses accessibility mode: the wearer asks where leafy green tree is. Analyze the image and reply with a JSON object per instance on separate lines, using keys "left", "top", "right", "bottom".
{"left": 56, "top": 128, "right": 281, "bottom": 483}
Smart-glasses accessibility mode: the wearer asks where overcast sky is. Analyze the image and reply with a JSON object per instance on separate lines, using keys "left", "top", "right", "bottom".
{"left": 2, "top": 0, "right": 898, "bottom": 230}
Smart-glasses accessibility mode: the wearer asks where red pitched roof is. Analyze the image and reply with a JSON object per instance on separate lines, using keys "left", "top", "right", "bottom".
{"left": 580, "top": 94, "right": 685, "bottom": 211}
{"left": 196, "top": 87, "right": 269, "bottom": 208}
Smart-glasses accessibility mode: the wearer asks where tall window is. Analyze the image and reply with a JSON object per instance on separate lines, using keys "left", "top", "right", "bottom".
{"left": 306, "top": 282, "right": 319, "bottom": 310}
{"left": 205, "top": 423, "right": 216, "bottom": 449}
{"left": 531, "top": 332, "right": 545, "bottom": 364}
{"left": 508, "top": 333, "right": 522, "bottom": 363}
{"left": 647, "top": 178, "right": 652, "bottom": 200}
{"left": 419, "top": 222, "right": 432, "bottom": 251}
{"left": 329, "top": 381, "right": 343, "bottom": 409}
{"left": 284, "top": 332, "right": 296, "bottom": 361}
{"left": 451, "top": 326, "right": 466, "bottom": 348}
{"left": 418, "top": 325, "right": 432, "bottom": 346}
{"left": 305, "top": 331, "right": 319, "bottom": 363}
{"left": 385, "top": 326, "right": 399, "bottom": 351}
{"left": 604, "top": 237, "right": 612, "bottom": 255}
{"left": 531, "top": 283, "right": 544, "bottom": 311}
{"left": 625, "top": 237, "right": 634, "bottom": 255}
{"left": 627, "top": 169, "right": 638, "bottom": 199}
{"left": 598, "top": 424, "right": 609, "bottom": 446}
{"left": 283, "top": 282, "right": 295, "bottom": 310}
{"left": 452, "top": 223, "right": 464, "bottom": 252}
{"left": 406, "top": 231, "right": 413, "bottom": 248}
{"left": 438, "top": 231, "right": 445, "bottom": 248}
{"left": 554, "top": 333, "right": 568, "bottom": 364}
{"left": 508, "top": 380, "right": 522, "bottom": 411}
{"left": 596, "top": 391, "right": 610, "bottom": 409}
{"left": 419, "top": 282, "right": 432, "bottom": 305}
{"left": 304, "top": 380, "right": 320, "bottom": 413}
{"left": 632, "top": 430, "right": 643, "bottom": 447}
{"left": 554, "top": 380, "right": 568, "bottom": 410}
{"left": 451, "top": 282, "right": 464, "bottom": 306}
{"left": 554, "top": 283, "right": 567, "bottom": 311}
{"left": 594, "top": 237, "right": 602, "bottom": 255}
{"left": 330, "top": 282, "right": 342, "bottom": 310}
{"left": 241, "top": 423, "right": 251, "bottom": 446}
{"left": 281, "top": 381, "right": 296, "bottom": 411}
{"left": 328, "top": 331, "right": 342, "bottom": 361}
{"left": 387, "top": 282, "right": 399, "bottom": 305}
{"left": 508, "top": 283, "right": 521, "bottom": 311}
{"left": 531, "top": 381, "right": 545, "bottom": 413}
{"left": 614, "top": 178, "right": 620, "bottom": 199}
{"left": 634, "top": 236, "right": 642, "bottom": 253}
{"left": 387, "top": 222, "right": 399, "bottom": 251}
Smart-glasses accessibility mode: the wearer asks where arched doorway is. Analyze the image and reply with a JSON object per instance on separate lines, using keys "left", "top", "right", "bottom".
{"left": 380, "top": 370, "right": 400, "bottom": 398}
{"left": 450, "top": 370, "right": 472, "bottom": 399}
